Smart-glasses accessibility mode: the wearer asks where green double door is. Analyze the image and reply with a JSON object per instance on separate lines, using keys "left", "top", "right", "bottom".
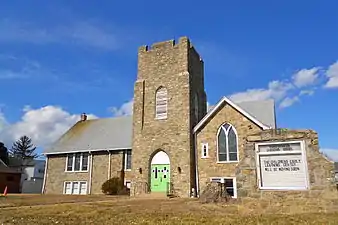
{"left": 151, "top": 164, "right": 170, "bottom": 192}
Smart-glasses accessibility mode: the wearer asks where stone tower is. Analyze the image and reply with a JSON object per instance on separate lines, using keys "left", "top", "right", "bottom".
{"left": 130, "top": 37, "right": 207, "bottom": 197}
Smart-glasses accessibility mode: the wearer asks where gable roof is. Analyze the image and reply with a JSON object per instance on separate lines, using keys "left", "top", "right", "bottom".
{"left": 0, "top": 158, "right": 8, "bottom": 168}
{"left": 237, "top": 100, "right": 276, "bottom": 129}
{"left": 43, "top": 116, "right": 133, "bottom": 155}
{"left": 194, "top": 96, "right": 275, "bottom": 133}
{"left": 0, "top": 158, "right": 21, "bottom": 174}
{"left": 8, "top": 158, "right": 45, "bottom": 167}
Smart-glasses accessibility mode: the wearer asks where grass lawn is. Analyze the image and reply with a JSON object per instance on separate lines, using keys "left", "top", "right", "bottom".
{"left": 0, "top": 195, "right": 338, "bottom": 224}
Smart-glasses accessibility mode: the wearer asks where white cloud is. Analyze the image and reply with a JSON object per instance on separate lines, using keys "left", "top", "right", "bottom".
{"left": 207, "top": 102, "right": 214, "bottom": 112}
{"left": 0, "top": 19, "right": 120, "bottom": 51}
{"left": 229, "top": 80, "right": 293, "bottom": 103}
{"left": 279, "top": 96, "right": 299, "bottom": 108}
{"left": 324, "top": 61, "right": 338, "bottom": 88}
{"left": 320, "top": 149, "right": 338, "bottom": 162}
{"left": 292, "top": 67, "right": 320, "bottom": 88}
{"left": 228, "top": 63, "right": 334, "bottom": 108}
{"left": 0, "top": 105, "right": 97, "bottom": 148}
{"left": 109, "top": 99, "right": 134, "bottom": 117}
{"left": 0, "top": 112, "right": 7, "bottom": 132}
{"left": 0, "top": 55, "right": 42, "bottom": 80}
{"left": 300, "top": 90, "right": 314, "bottom": 96}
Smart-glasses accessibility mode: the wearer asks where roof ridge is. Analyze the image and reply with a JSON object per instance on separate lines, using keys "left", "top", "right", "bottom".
{"left": 89, "top": 115, "right": 132, "bottom": 121}
{"left": 194, "top": 96, "right": 272, "bottom": 133}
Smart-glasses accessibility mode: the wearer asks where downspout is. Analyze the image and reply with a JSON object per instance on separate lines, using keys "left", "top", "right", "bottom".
{"left": 108, "top": 150, "right": 111, "bottom": 180}
{"left": 194, "top": 132, "right": 200, "bottom": 197}
{"left": 88, "top": 152, "right": 93, "bottom": 194}
{"left": 42, "top": 156, "right": 48, "bottom": 194}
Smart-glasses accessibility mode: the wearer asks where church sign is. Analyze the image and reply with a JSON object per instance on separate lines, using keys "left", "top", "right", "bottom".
{"left": 256, "top": 141, "right": 309, "bottom": 190}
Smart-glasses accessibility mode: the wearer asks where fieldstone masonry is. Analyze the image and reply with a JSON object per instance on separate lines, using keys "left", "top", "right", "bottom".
{"left": 196, "top": 101, "right": 263, "bottom": 196}
{"left": 130, "top": 37, "right": 207, "bottom": 197}
{"left": 237, "top": 129, "right": 336, "bottom": 199}
{"left": 44, "top": 151, "right": 130, "bottom": 194}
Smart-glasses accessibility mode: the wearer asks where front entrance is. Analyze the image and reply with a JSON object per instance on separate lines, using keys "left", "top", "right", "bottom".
{"left": 151, "top": 164, "right": 170, "bottom": 192}
{"left": 150, "top": 151, "right": 170, "bottom": 193}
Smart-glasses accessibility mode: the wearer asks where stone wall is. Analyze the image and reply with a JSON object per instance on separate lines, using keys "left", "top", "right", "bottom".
{"left": 237, "top": 129, "right": 336, "bottom": 199}
{"left": 131, "top": 37, "right": 206, "bottom": 197}
{"left": 44, "top": 154, "right": 90, "bottom": 194}
{"left": 196, "top": 101, "right": 263, "bottom": 196}
{"left": 44, "top": 150, "right": 130, "bottom": 194}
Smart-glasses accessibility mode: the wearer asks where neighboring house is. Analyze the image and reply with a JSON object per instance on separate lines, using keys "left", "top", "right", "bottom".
{"left": 0, "top": 159, "right": 21, "bottom": 193}
{"left": 8, "top": 158, "right": 46, "bottom": 193}
{"left": 21, "top": 159, "right": 46, "bottom": 181}
{"left": 42, "top": 37, "right": 335, "bottom": 199}
{"left": 21, "top": 159, "right": 46, "bottom": 194}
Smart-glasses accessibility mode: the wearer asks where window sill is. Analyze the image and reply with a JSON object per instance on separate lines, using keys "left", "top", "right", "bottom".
{"left": 155, "top": 117, "right": 167, "bottom": 120}
{"left": 201, "top": 156, "right": 209, "bottom": 159}
{"left": 216, "top": 161, "right": 239, "bottom": 164}
{"left": 64, "top": 170, "right": 89, "bottom": 173}
{"left": 124, "top": 169, "right": 131, "bottom": 172}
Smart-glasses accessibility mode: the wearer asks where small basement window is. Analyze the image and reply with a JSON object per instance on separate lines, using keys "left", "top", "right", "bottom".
{"left": 125, "top": 180, "right": 131, "bottom": 189}
{"left": 63, "top": 181, "right": 87, "bottom": 195}
{"left": 209, "top": 177, "right": 237, "bottom": 198}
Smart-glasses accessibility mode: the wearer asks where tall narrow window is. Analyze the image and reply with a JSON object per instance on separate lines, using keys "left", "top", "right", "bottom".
{"left": 217, "top": 123, "right": 238, "bottom": 162}
{"left": 81, "top": 153, "right": 89, "bottom": 171}
{"left": 124, "top": 150, "right": 132, "bottom": 170}
{"left": 66, "top": 155, "right": 73, "bottom": 171}
{"left": 201, "top": 143, "right": 208, "bottom": 158}
{"left": 74, "top": 153, "right": 81, "bottom": 171}
{"left": 155, "top": 87, "right": 168, "bottom": 119}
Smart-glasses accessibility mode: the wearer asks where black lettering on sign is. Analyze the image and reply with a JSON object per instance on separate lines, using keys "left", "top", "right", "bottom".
{"left": 263, "top": 143, "right": 300, "bottom": 152}
{"left": 262, "top": 158, "right": 302, "bottom": 172}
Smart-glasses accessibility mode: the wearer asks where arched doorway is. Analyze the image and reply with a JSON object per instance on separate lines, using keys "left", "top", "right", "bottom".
{"left": 150, "top": 151, "right": 170, "bottom": 193}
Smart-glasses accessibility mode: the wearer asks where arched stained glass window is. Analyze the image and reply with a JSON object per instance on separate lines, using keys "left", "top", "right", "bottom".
{"left": 217, "top": 123, "right": 238, "bottom": 162}
{"left": 155, "top": 87, "right": 168, "bottom": 119}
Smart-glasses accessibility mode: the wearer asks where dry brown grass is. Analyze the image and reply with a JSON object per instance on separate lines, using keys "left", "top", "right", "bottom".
{"left": 0, "top": 195, "right": 337, "bottom": 224}
{"left": 0, "top": 194, "right": 120, "bottom": 208}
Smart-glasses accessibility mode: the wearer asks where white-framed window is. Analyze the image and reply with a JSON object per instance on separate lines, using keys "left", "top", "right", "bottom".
{"left": 201, "top": 143, "right": 208, "bottom": 158}
{"left": 124, "top": 150, "right": 132, "bottom": 170}
{"left": 63, "top": 181, "right": 87, "bottom": 195}
{"left": 217, "top": 123, "right": 238, "bottom": 163}
{"left": 66, "top": 152, "right": 89, "bottom": 172}
{"left": 155, "top": 87, "right": 168, "bottom": 119}
{"left": 124, "top": 180, "right": 131, "bottom": 189}
{"left": 210, "top": 177, "right": 237, "bottom": 198}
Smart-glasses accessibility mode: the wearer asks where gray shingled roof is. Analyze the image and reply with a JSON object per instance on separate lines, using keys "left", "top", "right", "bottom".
{"left": 207, "top": 99, "right": 276, "bottom": 129}
{"left": 44, "top": 99, "right": 275, "bottom": 155}
{"left": 44, "top": 116, "right": 132, "bottom": 155}
{"left": 237, "top": 99, "right": 276, "bottom": 129}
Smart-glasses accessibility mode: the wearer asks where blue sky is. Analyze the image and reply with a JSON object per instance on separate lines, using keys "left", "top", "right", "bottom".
{"left": 0, "top": 1, "right": 337, "bottom": 160}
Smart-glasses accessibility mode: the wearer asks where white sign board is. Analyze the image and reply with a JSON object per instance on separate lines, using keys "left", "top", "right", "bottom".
{"left": 258, "top": 142, "right": 302, "bottom": 153}
{"left": 256, "top": 141, "right": 309, "bottom": 190}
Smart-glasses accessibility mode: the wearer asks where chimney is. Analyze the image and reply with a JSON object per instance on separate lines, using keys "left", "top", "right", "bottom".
{"left": 80, "top": 113, "right": 87, "bottom": 121}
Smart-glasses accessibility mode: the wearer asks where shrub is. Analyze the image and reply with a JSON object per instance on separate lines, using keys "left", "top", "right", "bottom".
{"left": 101, "top": 177, "right": 124, "bottom": 195}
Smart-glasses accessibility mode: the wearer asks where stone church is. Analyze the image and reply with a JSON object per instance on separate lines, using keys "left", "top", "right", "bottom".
{"left": 43, "top": 37, "right": 335, "bottom": 198}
